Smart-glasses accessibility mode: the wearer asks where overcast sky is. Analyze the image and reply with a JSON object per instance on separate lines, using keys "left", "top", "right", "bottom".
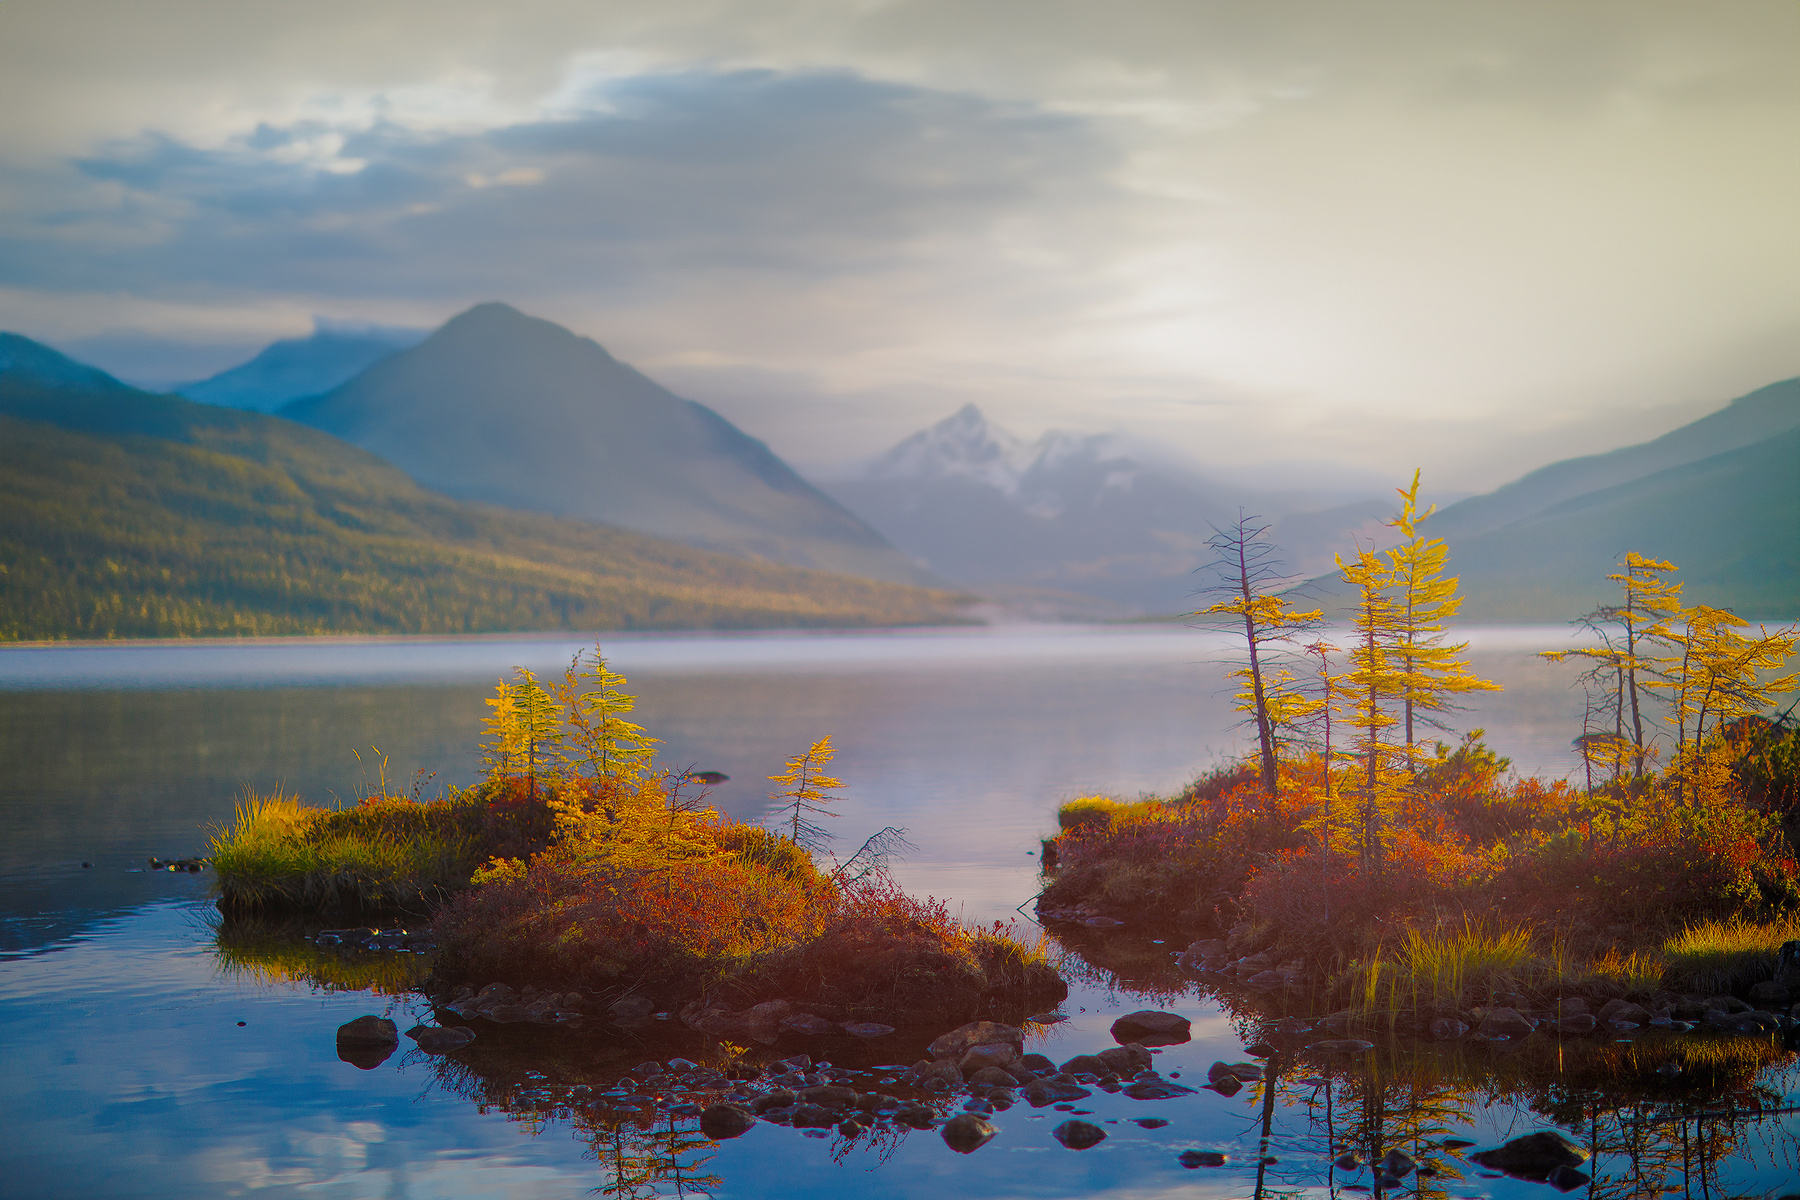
{"left": 1, "top": 0, "right": 1795, "bottom": 488}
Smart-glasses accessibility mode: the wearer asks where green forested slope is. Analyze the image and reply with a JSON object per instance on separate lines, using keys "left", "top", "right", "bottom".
{"left": 1449, "top": 425, "right": 1800, "bottom": 621}
{"left": 0, "top": 372, "right": 970, "bottom": 640}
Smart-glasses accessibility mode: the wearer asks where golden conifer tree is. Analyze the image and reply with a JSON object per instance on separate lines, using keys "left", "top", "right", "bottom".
{"left": 1665, "top": 605, "right": 1798, "bottom": 752}
{"left": 1381, "top": 470, "right": 1499, "bottom": 773}
{"left": 480, "top": 679, "right": 522, "bottom": 784}
{"left": 558, "top": 644, "right": 658, "bottom": 782}
{"left": 1338, "top": 546, "right": 1403, "bottom": 871}
{"left": 1610, "top": 553, "right": 1684, "bottom": 774}
{"left": 769, "top": 737, "right": 845, "bottom": 853}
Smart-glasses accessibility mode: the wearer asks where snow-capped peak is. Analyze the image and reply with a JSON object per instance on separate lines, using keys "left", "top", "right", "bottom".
{"left": 862, "top": 404, "right": 1035, "bottom": 493}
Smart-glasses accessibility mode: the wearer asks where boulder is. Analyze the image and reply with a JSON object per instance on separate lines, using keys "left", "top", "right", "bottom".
{"left": 1111, "top": 1010, "right": 1191, "bottom": 1046}
{"left": 1475, "top": 1007, "right": 1535, "bottom": 1038}
{"left": 1179, "top": 1150, "right": 1227, "bottom": 1167}
{"left": 700, "top": 1104, "right": 756, "bottom": 1139}
{"left": 1019, "top": 1053, "right": 1057, "bottom": 1075}
{"left": 1058, "top": 1054, "right": 1111, "bottom": 1077}
{"left": 1471, "top": 1130, "right": 1590, "bottom": 1177}
{"left": 790, "top": 1104, "right": 837, "bottom": 1128}
{"left": 798, "top": 1085, "right": 857, "bottom": 1109}
{"left": 1379, "top": 1149, "right": 1416, "bottom": 1178}
{"left": 749, "top": 1091, "right": 796, "bottom": 1114}
{"left": 1205, "top": 1077, "right": 1243, "bottom": 1097}
{"left": 1597, "top": 999, "right": 1651, "bottom": 1024}
{"left": 1748, "top": 981, "right": 1791, "bottom": 1008}
{"left": 1429, "top": 1017, "right": 1470, "bottom": 1040}
{"left": 940, "top": 1112, "right": 998, "bottom": 1153}
{"left": 1052, "top": 1119, "right": 1107, "bottom": 1150}
{"left": 406, "top": 1025, "right": 476, "bottom": 1053}
{"left": 1704, "top": 995, "right": 1750, "bottom": 1014}
{"left": 337, "top": 1015, "right": 399, "bottom": 1045}
{"left": 1124, "top": 1077, "right": 1196, "bottom": 1100}
{"left": 1098, "top": 1044, "right": 1153, "bottom": 1076}
{"left": 929, "top": 1021, "right": 1025, "bottom": 1061}
{"left": 959, "top": 1043, "right": 1019, "bottom": 1075}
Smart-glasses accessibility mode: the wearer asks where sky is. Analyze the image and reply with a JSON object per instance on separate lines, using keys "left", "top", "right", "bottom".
{"left": 0, "top": 0, "right": 1795, "bottom": 489}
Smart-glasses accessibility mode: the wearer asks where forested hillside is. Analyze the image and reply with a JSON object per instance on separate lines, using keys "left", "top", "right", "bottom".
{"left": 0, "top": 358, "right": 971, "bottom": 640}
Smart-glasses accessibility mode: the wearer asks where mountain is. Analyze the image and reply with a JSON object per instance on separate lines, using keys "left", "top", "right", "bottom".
{"left": 0, "top": 336, "right": 970, "bottom": 640}
{"left": 821, "top": 405, "right": 1390, "bottom": 614}
{"left": 1429, "top": 377, "right": 1800, "bottom": 542}
{"left": 178, "top": 319, "right": 427, "bottom": 412}
{"left": 1447, "top": 422, "right": 1800, "bottom": 621}
{"left": 280, "top": 303, "right": 934, "bottom": 587}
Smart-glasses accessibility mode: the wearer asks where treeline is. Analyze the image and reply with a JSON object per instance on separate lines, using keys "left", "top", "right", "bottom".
{"left": 0, "top": 415, "right": 970, "bottom": 640}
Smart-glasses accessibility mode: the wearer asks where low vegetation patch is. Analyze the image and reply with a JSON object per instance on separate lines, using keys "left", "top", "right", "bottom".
{"left": 209, "top": 644, "right": 1063, "bottom": 1024}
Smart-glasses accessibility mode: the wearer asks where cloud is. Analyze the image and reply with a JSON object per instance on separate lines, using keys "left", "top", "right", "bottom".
{"left": 0, "top": 1, "right": 1795, "bottom": 485}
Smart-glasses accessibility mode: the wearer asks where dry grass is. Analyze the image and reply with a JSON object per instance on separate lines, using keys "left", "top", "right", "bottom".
{"left": 1663, "top": 917, "right": 1800, "bottom": 994}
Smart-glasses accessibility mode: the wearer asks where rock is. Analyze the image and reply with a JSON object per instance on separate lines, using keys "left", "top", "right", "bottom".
{"left": 929, "top": 1021, "right": 1024, "bottom": 1061}
{"left": 1023, "top": 1079, "right": 1055, "bottom": 1107}
{"left": 1136, "top": 1117, "right": 1169, "bottom": 1128}
{"left": 1552, "top": 1014, "right": 1598, "bottom": 1035}
{"left": 1187, "top": 938, "right": 1228, "bottom": 957}
{"left": 1335, "top": 1152, "right": 1361, "bottom": 1169}
{"left": 940, "top": 1112, "right": 998, "bottom": 1153}
{"left": 1749, "top": 981, "right": 1791, "bottom": 1007}
{"left": 749, "top": 1091, "right": 797, "bottom": 1114}
{"left": 790, "top": 1104, "right": 837, "bottom": 1128}
{"left": 1098, "top": 1044, "right": 1153, "bottom": 1076}
{"left": 798, "top": 1085, "right": 857, "bottom": 1109}
{"left": 1053, "top": 1119, "right": 1107, "bottom": 1150}
{"left": 843, "top": 1022, "right": 894, "bottom": 1038}
{"left": 1429, "top": 1017, "right": 1470, "bottom": 1040}
{"left": 337, "top": 1015, "right": 398, "bottom": 1045}
{"left": 1704, "top": 995, "right": 1750, "bottom": 1014}
{"left": 1597, "top": 999, "right": 1651, "bottom": 1024}
{"left": 1553, "top": 997, "right": 1590, "bottom": 1016}
{"left": 959, "top": 1043, "right": 1019, "bottom": 1075}
{"left": 406, "top": 1025, "right": 476, "bottom": 1053}
{"left": 1124, "top": 1077, "right": 1196, "bottom": 1100}
{"left": 1547, "top": 1165, "right": 1591, "bottom": 1192}
{"left": 780, "top": 1013, "right": 838, "bottom": 1037}
{"left": 908, "top": 1059, "right": 963, "bottom": 1090}
{"left": 1380, "top": 1149, "right": 1416, "bottom": 1178}
{"left": 316, "top": 928, "right": 376, "bottom": 947}
{"left": 1245, "top": 969, "right": 1289, "bottom": 991}
{"left": 1476, "top": 1007, "right": 1535, "bottom": 1038}
{"left": 968, "top": 1066, "right": 1019, "bottom": 1088}
{"left": 1306, "top": 1039, "right": 1375, "bottom": 1054}
{"left": 1655, "top": 1061, "right": 1682, "bottom": 1076}
{"left": 1179, "top": 1150, "right": 1227, "bottom": 1167}
{"left": 1111, "top": 1010, "right": 1191, "bottom": 1046}
{"left": 1027, "top": 1012, "right": 1067, "bottom": 1024}
{"left": 1471, "top": 1130, "right": 1590, "bottom": 1177}
{"left": 699, "top": 1104, "right": 756, "bottom": 1139}
{"left": 1204, "top": 1077, "right": 1242, "bottom": 1097}
{"left": 1019, "top": 1053, "right": 1057, "bottom": 1075}
{"left": 1059, "top": 1054, "right": 1111, "bottom": 1077}
{"left": 895, "top": 1104, "right": 937, "bottom": 1129}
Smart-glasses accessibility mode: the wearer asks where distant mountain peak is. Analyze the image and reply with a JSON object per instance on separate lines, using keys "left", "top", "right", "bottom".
{"left": 0, "top": 332, "right": 130, "bottom": 393}
{"left": 864, "top": 404, "right": 1035, "bottom": 493}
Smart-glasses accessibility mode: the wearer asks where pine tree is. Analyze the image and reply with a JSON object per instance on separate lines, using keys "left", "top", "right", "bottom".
{"left": 768, "top": 737, "right": 844, "bottom": 853}
{"left": 1197, "top": 511, "right": 1323, "bottom": 793}
{"left": 1381, "top": 470, "right": 1499, "bottom": 772}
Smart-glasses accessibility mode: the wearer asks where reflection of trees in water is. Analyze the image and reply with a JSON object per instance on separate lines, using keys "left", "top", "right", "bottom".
{"left": 1247, "top": 1031, "right": 1798, "bottom": 1199}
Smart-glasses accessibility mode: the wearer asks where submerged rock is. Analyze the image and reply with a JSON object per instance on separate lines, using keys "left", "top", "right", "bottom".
{"left": 336, "top": 1015, "right": 398, "bottom": 1045}
{"left": 1471, "top": 1130, "right": 1589, "bottom": 1177}
{"left": 940, "top": 1112, "right": 998, "bottom": 1153}
{"left": 406, "top": 1025, "right": 475, "bottom": 1053}
{"left": 929, "top": 1021, "right": 1024, "bottom": 1060}
{"left": 1052, "top": 1119, "right": 1107, "bottom": 1149}
{"left": 1111, "top": 1010, "right": 1191, "bottom": 1045}
{"left": 700, "top": 1104, "right": 756, "bottom": 1139}
{"left": 1179, "top": 1150, "right": 1226, "bottom": 1167}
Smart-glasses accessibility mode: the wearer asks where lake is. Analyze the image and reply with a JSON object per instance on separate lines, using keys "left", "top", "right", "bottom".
{"left": 2, "top": 623, "right": 1796, "bottom": 1198}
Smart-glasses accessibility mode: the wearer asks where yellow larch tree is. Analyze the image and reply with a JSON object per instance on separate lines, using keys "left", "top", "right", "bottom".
{"left": 1381, "top": 470, "right": 1499, "bottom": 775}
{"left": 1610, "top": 553, "right": 1684, "bottom": 775}
{"left": 1337, "top": 545, "right": 1404, "bottom": 873}
{"left": 769, "top": 736, "right": 845, "bottom": 853}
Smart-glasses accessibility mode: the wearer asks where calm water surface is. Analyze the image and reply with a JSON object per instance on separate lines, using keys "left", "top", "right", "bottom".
{"left": 2, "top": 624, "right": 1795, "bottom": 1198}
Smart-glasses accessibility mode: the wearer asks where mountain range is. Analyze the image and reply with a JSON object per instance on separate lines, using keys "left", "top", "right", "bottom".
{"left": 0, "top": 334, "right": 967, "bottom": 640}
{"left": 820, "top": 405, "right": 1392, "bottom": 614}
{"left": 176, "top": 319, "right": 427, "bottom": 412}
{"left": 277, "top": 304, "right": 934, "bottom": 588}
